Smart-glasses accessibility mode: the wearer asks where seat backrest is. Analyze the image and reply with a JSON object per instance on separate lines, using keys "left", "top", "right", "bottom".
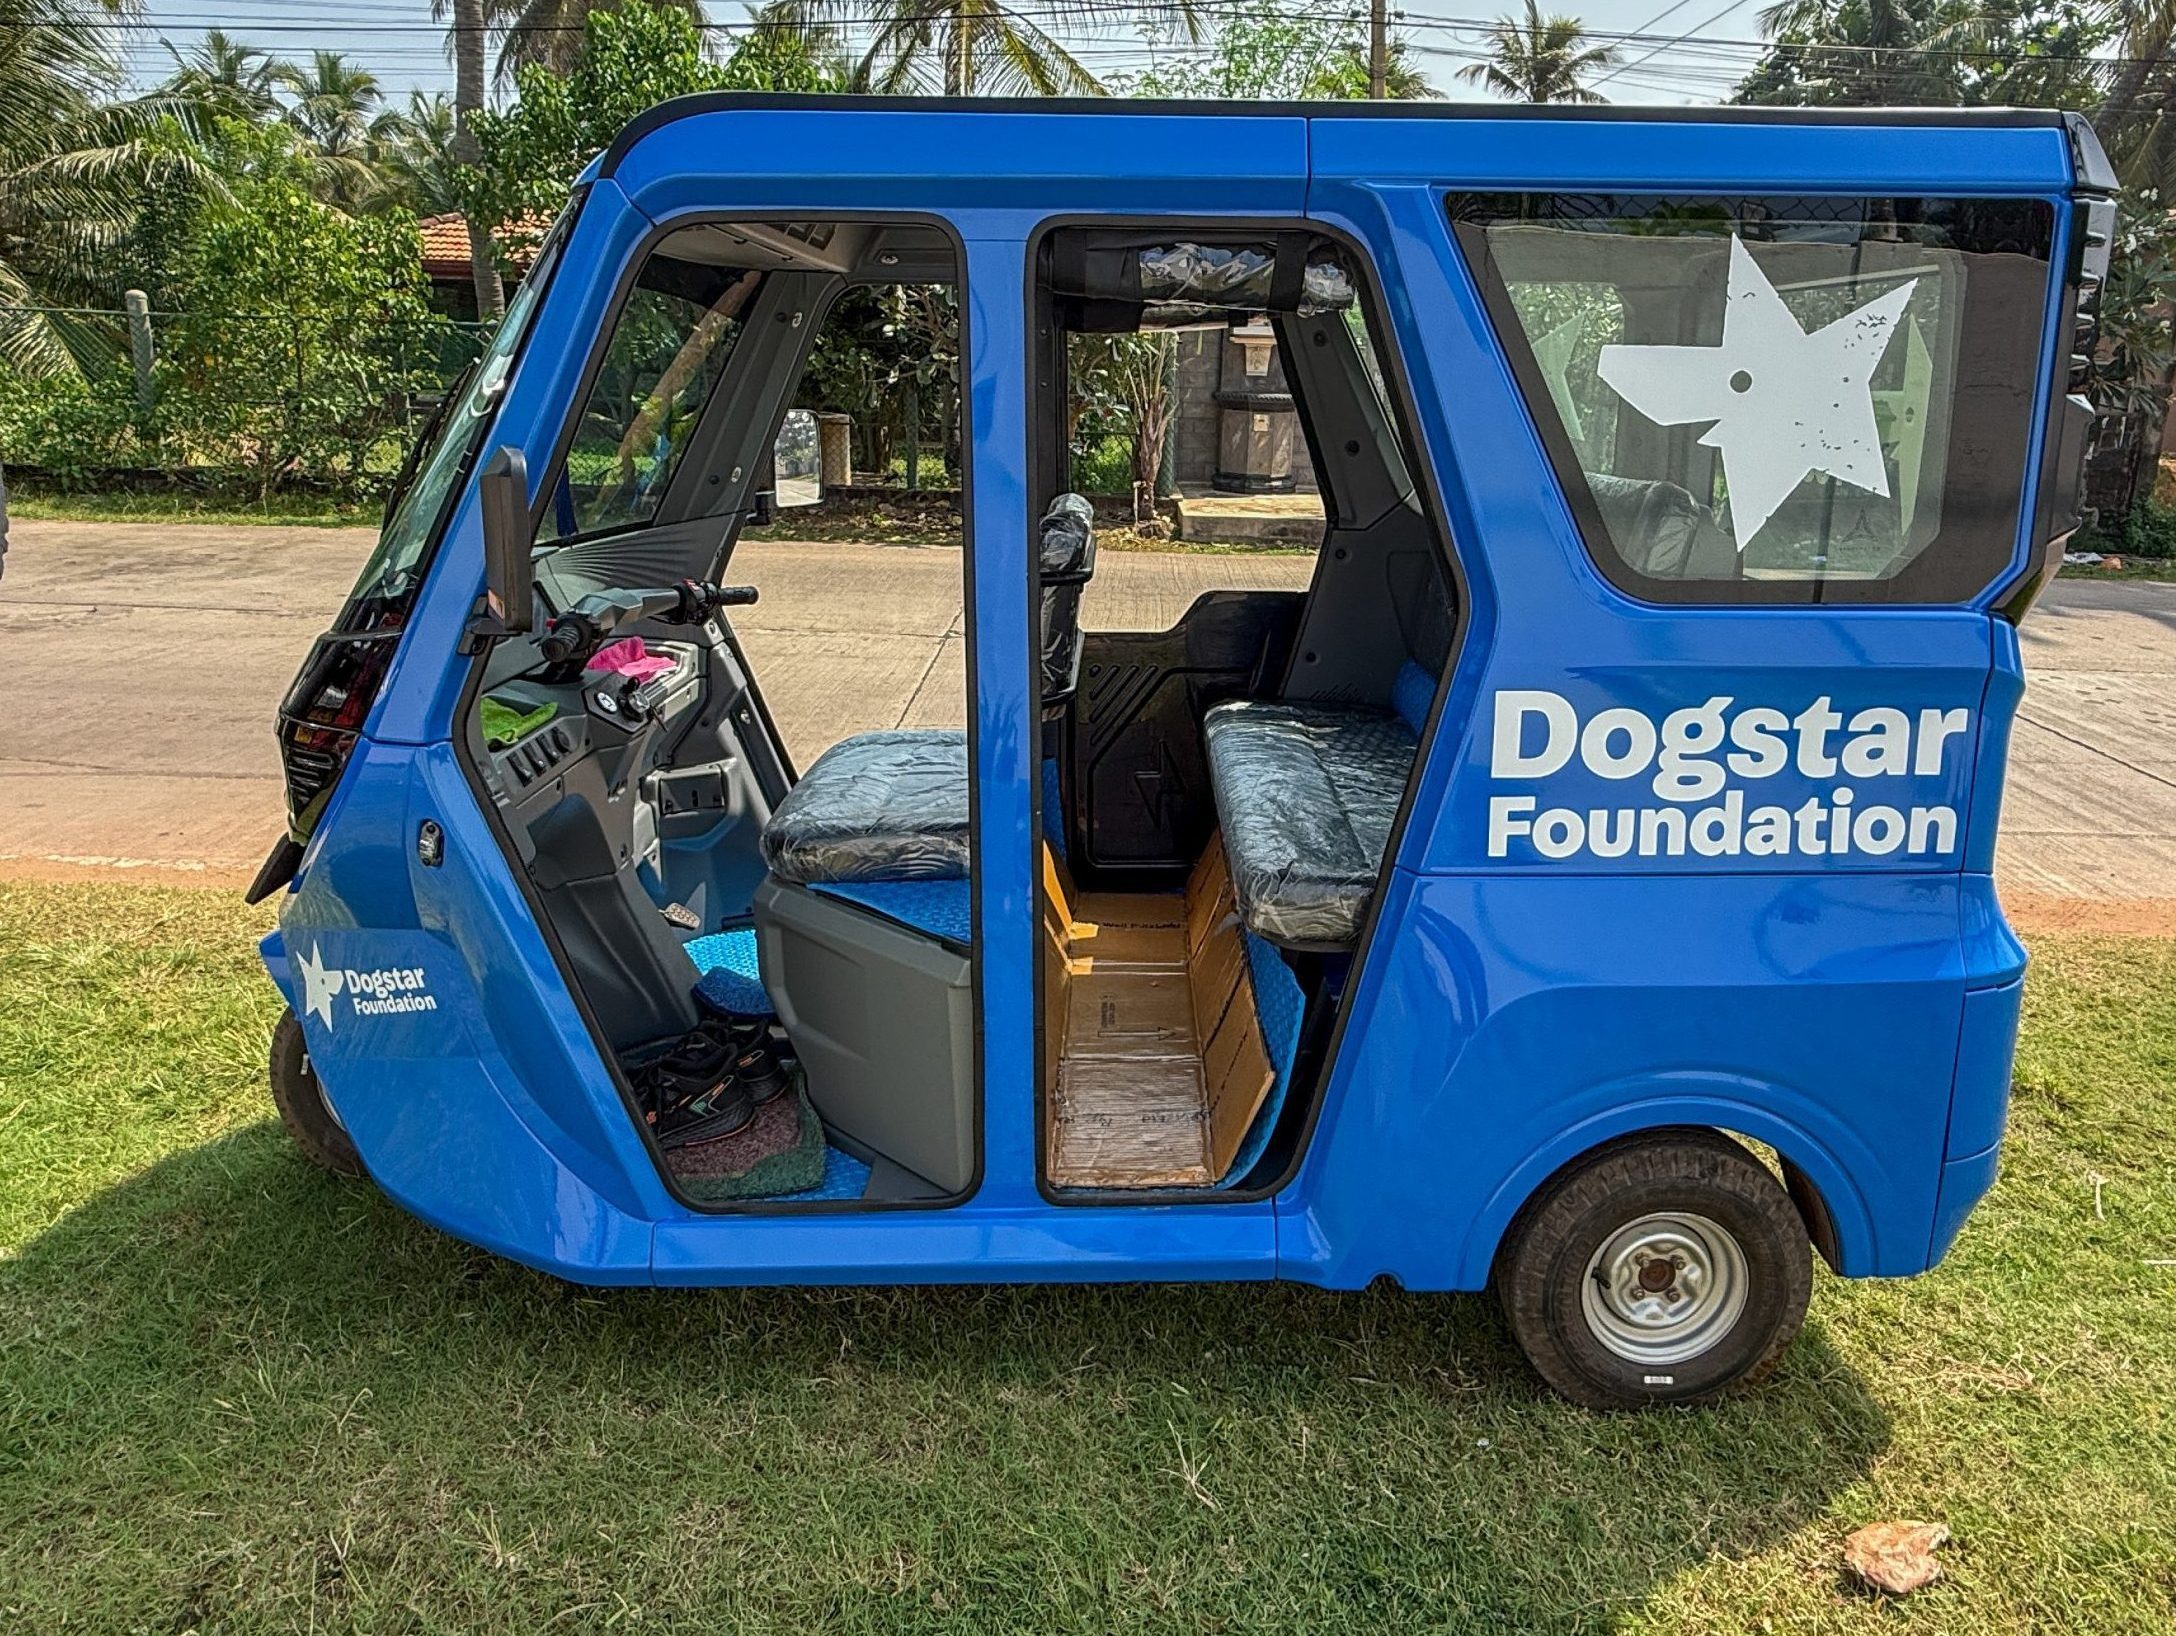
{"left": 1039, "top": 492, "right": 1099, "bottom": 710}
{"left": 1586, "top": 472, "right": 1738, "bottom": 581}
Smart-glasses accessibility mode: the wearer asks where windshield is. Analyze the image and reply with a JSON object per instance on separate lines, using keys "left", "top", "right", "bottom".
{"left": 337, "top": 224, "right": 564, "bottom": 635}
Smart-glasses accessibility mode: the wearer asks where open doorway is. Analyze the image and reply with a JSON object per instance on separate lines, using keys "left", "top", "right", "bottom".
{"left": 467, "top": 215, "right": 979, "bottom": 1210}
{"left": 1028, "top": 225, "right": 1461, "bottom": 1196}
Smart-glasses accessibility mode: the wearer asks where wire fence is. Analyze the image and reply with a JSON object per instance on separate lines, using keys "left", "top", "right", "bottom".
{"left": 0, "top": 305, "right": 497, "bottom": 495}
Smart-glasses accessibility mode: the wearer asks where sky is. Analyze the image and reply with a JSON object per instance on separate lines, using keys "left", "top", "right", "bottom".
{"left": 125, "top": 0, "right": 1777, "bottom": 106}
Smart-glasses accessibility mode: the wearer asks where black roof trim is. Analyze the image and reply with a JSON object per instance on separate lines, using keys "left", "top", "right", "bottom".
{"left": 597, "top": 91, "right": 2077, "bottom": 181}
{"left": 2063, "top": 110, "right": 2119, "bottom": 194}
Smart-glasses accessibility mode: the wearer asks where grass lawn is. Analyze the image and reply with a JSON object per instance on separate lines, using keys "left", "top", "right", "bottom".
{"left": 1, "top": 883, "right": 2171, "bottom": 1633}
{"left": 8, "top": 487, "right": 383, "bottom": 529}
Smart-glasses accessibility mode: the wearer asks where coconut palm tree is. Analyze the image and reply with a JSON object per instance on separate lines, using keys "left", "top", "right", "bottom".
{"left": 275, "top": 50, "right": 390, "bottom": 207}
{"left": 778, "top": 0, "right": 1197, "bottom": 95}
{"left": 1456, "top": 1, "right": 1619, "bottom": 103}
{"left": 492, "top": 0, "right": 709, "bottom": 76}
{"left": 374, "top": 92, "right": 467, "bottom": 218}
{"left": 158, "top": 28, "right": 282, "bottom": 123}
{"left": 0, "top": 0, "right": 219, "bottom": 374}
{"left": 433, "top": 0, "right": 507, "bottom": 318}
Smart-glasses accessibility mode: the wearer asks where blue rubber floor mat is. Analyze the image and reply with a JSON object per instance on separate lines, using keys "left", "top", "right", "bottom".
{"left": 813, "top": 878, "right": 974, "bottom": 946}
{"left": 684, "top": 927, "right": 771, "bottom": 1016}
{"left": 780, "top": 1145, "right": 872, "bottom": 1202}
{"left": 1220, "top": 933, "right": 1305, "bottom": 1189}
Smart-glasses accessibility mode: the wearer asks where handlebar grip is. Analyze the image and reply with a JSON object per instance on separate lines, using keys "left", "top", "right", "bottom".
{"left": 712, "top": 585, "right": 759, "bottom": 608}
{"left": 538, "top": 622, "right": 583, "bottom": 663}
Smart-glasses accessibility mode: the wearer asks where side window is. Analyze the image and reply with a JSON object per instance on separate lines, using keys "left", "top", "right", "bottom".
{"left": 1450, "top": 194, "right": 2056, "bottom": 604}
{"left": 541, "top": 256, "right": 765, "bottom": 543}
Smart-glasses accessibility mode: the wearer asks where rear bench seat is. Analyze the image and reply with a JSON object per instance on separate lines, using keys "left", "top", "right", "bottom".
{"left": 1202, "top": 661, "right": 1432, "bottom": 951}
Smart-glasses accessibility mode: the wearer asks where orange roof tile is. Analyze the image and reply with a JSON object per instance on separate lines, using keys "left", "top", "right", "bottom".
{"left": 417, "top": 212, "right": 550, "bottom": 281}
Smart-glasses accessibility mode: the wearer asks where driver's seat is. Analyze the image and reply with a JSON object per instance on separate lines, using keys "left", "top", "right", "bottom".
{"left": 760, "top": 728, "right": 970, "bottom": 888}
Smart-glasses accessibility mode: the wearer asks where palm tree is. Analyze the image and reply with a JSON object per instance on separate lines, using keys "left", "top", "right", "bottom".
{"left": 859, "top": 0, "right": 1101, "bottom": 94}
{"left": 0, "top": 0, "right": 221, "bottom": 374}
{"left": 374, "top": 92, "right": 467, "bottom": 218}
{"left": 722, "top": 0, "right": 855, "bottom": 89}
{"left": 275, "top": 51, "right": 389, "bottom": 208}
{"left": 427, "top": 0, "right": 526, "bottom": 318}
{"left": 1456, "top": 2, "right": 1618, "bottom": 103}
{"left": 492, "top": 0, "right": 709, "bottom": 77}
{"left": 158, "top": 28, "right": 282, "bottom": 123}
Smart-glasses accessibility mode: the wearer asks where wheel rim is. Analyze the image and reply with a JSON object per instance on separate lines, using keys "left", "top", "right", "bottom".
{"left": 1580, "top": 1211, "right": 1749, "bottom": 1367}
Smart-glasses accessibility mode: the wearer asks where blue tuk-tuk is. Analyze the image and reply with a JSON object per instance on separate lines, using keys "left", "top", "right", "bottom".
{"left": 252, "top": 97, "right": 2111, "bottom": 1407}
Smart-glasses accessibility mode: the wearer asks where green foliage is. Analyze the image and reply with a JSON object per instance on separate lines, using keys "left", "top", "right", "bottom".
{"left": 0, "top": 369, "right": 146, "bottom": 486}
{"left": 1734, "top": 0, "right": 2106, "bottom": 108}
{"left": 150, "top": 131, "right": 440, "bottom": 495}
{"left": 798, "top": 282, "right": 961, "bottom": 479}
{"left": 458, "top": 4, "right": 732, "bottom": 265}
{"left": 1068, "top": 432, "right": 1133, "bottom": 496}
{"left": 2080, "top": 492, "right": 2176, "bottom": 559}
{"left": 1131, "top": 0, "right": 1433, "bottom": 100}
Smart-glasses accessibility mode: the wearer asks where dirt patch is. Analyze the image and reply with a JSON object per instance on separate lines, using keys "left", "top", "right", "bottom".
{"left": 0, "top": 855, "right": 258, "bottom": 892}
{"left": 2001, "top": 889, "right": 2176, "bottom": 938}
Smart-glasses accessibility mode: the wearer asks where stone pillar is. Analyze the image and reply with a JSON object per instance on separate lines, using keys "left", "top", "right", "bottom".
{"left": 816, "top": 412, "right": 854, "bottom": 488}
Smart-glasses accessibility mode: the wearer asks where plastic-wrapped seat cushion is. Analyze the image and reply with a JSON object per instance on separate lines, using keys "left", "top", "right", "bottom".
{"left": 1202, "top": 701, "right": 1418, "bottom": 948}
{"left": 760, "top": 729, "right": 970, "bottom": 886}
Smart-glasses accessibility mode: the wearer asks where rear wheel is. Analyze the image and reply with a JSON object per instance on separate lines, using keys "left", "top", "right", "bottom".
{"left": 269, "top": 1009, "right": 364, "bottom": 1177}
{"left": 1493, "top": 1129, "right": 1811, "bottom": 1409}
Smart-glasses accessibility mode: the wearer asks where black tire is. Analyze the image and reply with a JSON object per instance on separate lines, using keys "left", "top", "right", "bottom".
{"left": 1492, "top": 1129, "right": 1812, "bottom": 1409}
{"left": 269, "top": 1009, "right": 365, "bottom": 1177}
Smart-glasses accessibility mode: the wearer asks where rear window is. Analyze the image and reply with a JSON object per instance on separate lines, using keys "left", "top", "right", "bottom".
{"left": 1449, "top": 194, "right": 2056, "bottom": 604}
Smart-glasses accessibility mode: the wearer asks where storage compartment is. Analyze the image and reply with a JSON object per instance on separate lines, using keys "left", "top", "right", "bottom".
{"left": 1042, "top": 834, "right": 1278, "bottom": 1188}
{"left": 754, "top": 877, "right": 976, "bottom": 1194}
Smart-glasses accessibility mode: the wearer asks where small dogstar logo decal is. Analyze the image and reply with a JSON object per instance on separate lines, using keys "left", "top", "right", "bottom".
{"left": 295, "top": 941, "right": 436, "bottom": 1032}
{"left": 298, "top": 942, "right": 344, "bottom": 1031}
{"left": 1597, "top": 235, "right": 1918, "bottom": 552}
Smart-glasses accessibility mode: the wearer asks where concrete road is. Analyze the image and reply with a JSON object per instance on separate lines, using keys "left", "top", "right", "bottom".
{"left": 0, "top": 521, "right": 1306, "bottom": 881}
{"left": 5, "top": 518, "right": 2175, "bottom": 919}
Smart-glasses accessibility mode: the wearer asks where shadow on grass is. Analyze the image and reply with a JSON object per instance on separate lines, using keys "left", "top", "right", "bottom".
{"left": 0, "top": 1126, "right": 1892, "bottom": 1632}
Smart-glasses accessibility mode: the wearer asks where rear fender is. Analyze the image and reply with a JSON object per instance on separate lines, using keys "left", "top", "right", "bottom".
{"left": 1454, "top": 1076, "right": 1881, "bottom": 1286}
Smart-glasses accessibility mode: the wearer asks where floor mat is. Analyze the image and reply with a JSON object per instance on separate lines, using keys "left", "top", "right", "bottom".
{"left": 781, "top": 1144, "right": 874, "bottom": 1202}
{"left": 684, "top": 927, "right": 771, "bottom": 1015}
{"left": 665, "top": 1077, "right": 826, "bottom": 1201}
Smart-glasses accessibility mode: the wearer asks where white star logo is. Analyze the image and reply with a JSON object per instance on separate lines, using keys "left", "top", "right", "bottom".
{"left": 1597, "top": 236, "right": 1919, "bottom": 553}
{"left": 298, "top": 942, "right": 343, "bottom": 1032}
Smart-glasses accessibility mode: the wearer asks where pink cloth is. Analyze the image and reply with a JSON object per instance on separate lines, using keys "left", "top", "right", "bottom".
{"left": 585, "top": 638, "right": 676, "bottom": 683}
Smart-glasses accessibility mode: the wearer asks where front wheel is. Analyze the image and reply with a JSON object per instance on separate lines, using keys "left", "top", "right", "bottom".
{"left": 269, "top": 1009, "right": 364, "bottom": 1177}
{"left": 1493, "top": 1129, "right": 1811, "bottom": 1409}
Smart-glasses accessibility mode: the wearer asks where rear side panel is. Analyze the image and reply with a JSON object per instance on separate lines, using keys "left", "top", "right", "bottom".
{"left": 1284, "top": 117, "right": 2071, "bottom": 1289}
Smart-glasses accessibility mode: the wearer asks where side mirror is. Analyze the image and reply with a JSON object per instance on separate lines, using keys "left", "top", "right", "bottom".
{"left": 770, "top": 407, "right": 823, "bottom": 509}
{"left": 471, "top": 446, "right": 533, "bottom": 645}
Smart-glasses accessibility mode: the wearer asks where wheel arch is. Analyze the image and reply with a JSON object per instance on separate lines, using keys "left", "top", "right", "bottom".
{"left": 1454, "top": 1085, "right": 1879, "bottom": 1287}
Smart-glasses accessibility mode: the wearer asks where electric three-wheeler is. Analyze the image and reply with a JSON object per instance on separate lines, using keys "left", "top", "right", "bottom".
{"left": 253, "top": 96, "right": 2111, "bottom": 1407}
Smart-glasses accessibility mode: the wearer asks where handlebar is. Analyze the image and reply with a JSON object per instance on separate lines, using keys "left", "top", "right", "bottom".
{"left": 539, "top": 581, "right": 758, "bottom": 664}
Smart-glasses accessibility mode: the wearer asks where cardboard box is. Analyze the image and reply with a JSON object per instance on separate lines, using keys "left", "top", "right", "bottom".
{"left": 1042, "top": 835, "right": 1277, "bottom": 1188}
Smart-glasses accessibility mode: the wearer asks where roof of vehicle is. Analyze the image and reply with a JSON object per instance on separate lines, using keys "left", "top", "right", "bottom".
{"left": 598, "top": 93, "right": 2098, "bottom": 183}
{"left": 596, "top": 95, "right": 2106, "bottom": 203}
